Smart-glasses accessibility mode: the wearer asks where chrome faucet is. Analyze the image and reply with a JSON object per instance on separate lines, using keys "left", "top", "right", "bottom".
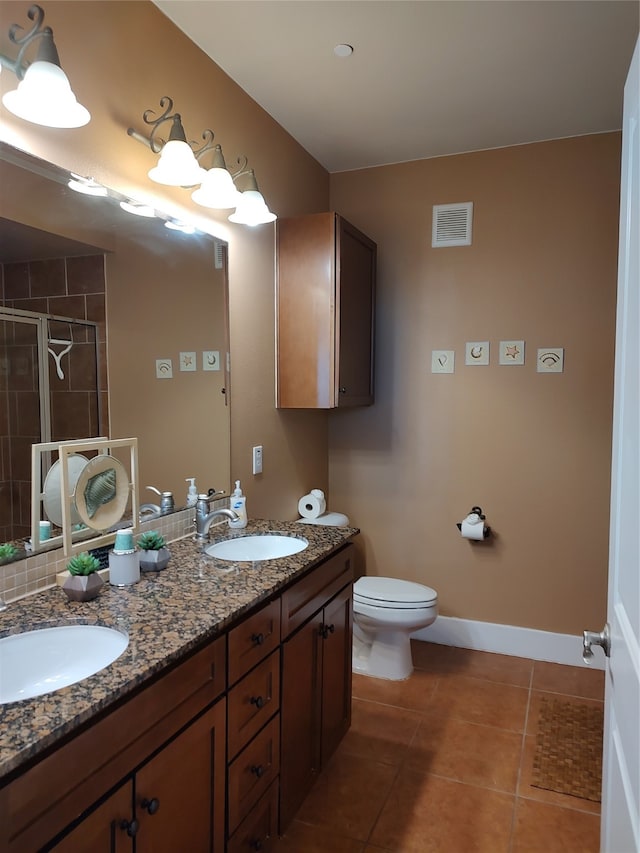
{"left": 140, "top": 486, "right": 175, "bottom": 519}
{"left": 194, "top": 493, "right": 239, "bottom": 541}
{"left": 0, "top": 597, "right": 8, "bottom": 612}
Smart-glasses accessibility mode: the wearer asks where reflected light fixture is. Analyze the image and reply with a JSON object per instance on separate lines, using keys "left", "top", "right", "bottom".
{"left": 128, "top": 96, "right": 277, "bottom": 226}
{"left": 164, "top": 219, "right": 196, "bottom": 234}
{"left": 67, "top": 173, "right": 108, "bottom": 197}
{"left": 119, "top": 199, "right": 156, "bottom": 218}
{"left": 0, "top": 4, "right": 90, "bottom": 128}
{"left": 228, "top": 170, "right": 277, "bottom": 226}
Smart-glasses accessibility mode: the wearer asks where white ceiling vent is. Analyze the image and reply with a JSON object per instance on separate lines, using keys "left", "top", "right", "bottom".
{"left": 432, "top": 202, "right": 473, "bottom": 248}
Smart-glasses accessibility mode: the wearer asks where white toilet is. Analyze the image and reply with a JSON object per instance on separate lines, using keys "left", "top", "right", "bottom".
{"left": 352, "top": 577, "right": 438, "bottom": 681}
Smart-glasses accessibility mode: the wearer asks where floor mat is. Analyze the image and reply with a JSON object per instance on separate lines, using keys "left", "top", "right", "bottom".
{"left": 532, "top": 696, "right": 604, "bottom": 802}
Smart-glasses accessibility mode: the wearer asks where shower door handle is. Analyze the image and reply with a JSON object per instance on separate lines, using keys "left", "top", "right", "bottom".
{"left": 582, "top": 623, "right": 610, "bottom": 664}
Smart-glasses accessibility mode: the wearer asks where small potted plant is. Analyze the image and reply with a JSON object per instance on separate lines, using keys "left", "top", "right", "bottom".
{"left": 63, "top": 552, "right": 103, "bottom": 602}
{"left": 137, "top": 531, "right": 171, "bottom": 572}
{"left": 0, "top": 543, "right": 19, "bottom": 565}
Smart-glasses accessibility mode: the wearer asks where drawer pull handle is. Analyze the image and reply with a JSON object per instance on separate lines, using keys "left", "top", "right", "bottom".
{"left": 250, "top": 840, "right": 264, "bottom": 851}
{"left": 250, "top": 695, "right": 265, "bottom": 709}
{"left": 120, "top": 818, "right": 139, "bottom": 837}
{"left": 251, "top": 632, "right": 265, "bottom": 646}
{"left": 141, "top": 797, "right": 160, "bottom": 815}
{"left": 251, "top": 764, "right": 265, "bottom": 778}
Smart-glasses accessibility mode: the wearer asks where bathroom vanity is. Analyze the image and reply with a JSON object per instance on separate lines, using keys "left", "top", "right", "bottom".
{"left": 0, "top": 521, "right": 358, "bottom": 852}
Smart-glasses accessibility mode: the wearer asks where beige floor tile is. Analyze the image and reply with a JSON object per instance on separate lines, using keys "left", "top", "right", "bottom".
{"left": 273, "top": 820, "right": 366, "bottom": 852}
{"left": 518, "top": 734, "right": 601, "bottom": 815}
{"left": 341, "top": 698, "right": 423, "bottom": 765}
{"left": 512, "top": 797, "right": 600, "bottom": 852}
{"left": 410, "top": 640, "right": 458, "bottom": 673}
{"left": 448, "top": 646, "right": 534, "bottom": 687}
{"left": 352, "top": 669, "right": 439, "bottom": 712}
{"left": 295, "top": 749, "right": 398, "bottom": 842}
{"left": 532, "top": 661, "right": 605, "bottom": 700}
{"left": 429, "top": 673, "right": 529, "bottom": 732}
{"left": 526, "top": 690, "right": 604, "bottom": 737}
{"left": 406, "top": 712, "right": 524, "bottom": 792}
{"left": 369, "top": 768, "right": 514, "bottom": 853}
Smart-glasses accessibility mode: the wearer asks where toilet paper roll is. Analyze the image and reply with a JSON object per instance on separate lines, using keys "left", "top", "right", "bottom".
{"left": 460, "top": 513, "right": 486, "bottom": 541}
{"left": 298, "top": 489, "right": 326, "bottom": 519}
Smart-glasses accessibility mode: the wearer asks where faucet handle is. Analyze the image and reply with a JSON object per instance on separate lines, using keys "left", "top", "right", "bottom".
{"left": 198, "top": 490, "right": 225, "bottom": 506}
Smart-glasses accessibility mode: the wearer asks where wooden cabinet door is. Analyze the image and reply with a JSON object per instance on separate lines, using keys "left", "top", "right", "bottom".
{"left": 335, "top": 217, "right": 376, "bottom": 407}
{"left": 279, "top": 609, "right": 324, "bottom": 830}
{"left": 135, "top": 698, "right": 226, "bottom": 853}
{"left": 320, "top": 584, "right": 353, "bottom": 766}
{"left": 48, "top": 782, "right": 133, "bottom": 853}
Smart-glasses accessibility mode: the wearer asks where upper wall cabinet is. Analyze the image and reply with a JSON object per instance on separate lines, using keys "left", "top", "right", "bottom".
{"left": 276, "top": 212, "right": 376, "bottom": 408}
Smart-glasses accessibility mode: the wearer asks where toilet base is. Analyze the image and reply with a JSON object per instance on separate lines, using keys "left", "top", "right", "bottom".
{"left": 352, "top": 625, "right": 414, "bottom": 681}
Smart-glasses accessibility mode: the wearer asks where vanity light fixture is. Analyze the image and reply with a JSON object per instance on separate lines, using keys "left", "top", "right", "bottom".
{"left": 0, "top": 4, "right": 90, "bottom": 128}
{"left": 128, "top": 96, "right": 277, "bottom": 225}
{"left": 127, "top": 97, "right": 210, "bottom": 188}
{"left": 164, "top": 219, "right": 196, "bottom": 234}
{"left": 67, "top": 174, "right": 108, "bottom": 197}
{"left": 228, "top": 170, "right": 277, "bottom": 226}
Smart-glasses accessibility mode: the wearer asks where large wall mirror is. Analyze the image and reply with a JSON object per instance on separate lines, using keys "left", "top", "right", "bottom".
{"left": 0, "top": 141, "right": 231, "bottom": 562}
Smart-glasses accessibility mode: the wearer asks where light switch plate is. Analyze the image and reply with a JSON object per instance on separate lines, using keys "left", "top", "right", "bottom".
{"left": 156, "top": 359, "right": 173, "bottom": 379}
{"left": 202, "top": 350, "right": 221, "bottom": 371}
{"left": 179, "top": 351, "right": 197, "bottom": 372}
{"left": 537, "top": 347, "right": 564, "bottom": 373}
{"left": 465, "top": 341, "right": 490, "bottom": 366}
{"left": 431, "top": 350, "right": 455, "bottom": 373}
{"left": 499, "top": 340, "right": 525, "bottom": 365}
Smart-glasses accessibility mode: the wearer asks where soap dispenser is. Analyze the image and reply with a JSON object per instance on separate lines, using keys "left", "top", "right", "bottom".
{"left": 228, "top": 480, "right": 248, "bottom": 529}
{"left": 185, "top": 477, "right": 198, "bottom": 507}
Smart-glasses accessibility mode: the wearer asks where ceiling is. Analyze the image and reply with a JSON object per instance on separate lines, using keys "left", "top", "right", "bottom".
{"left": 154, "top": 1, "right": 638, "bottom": 173}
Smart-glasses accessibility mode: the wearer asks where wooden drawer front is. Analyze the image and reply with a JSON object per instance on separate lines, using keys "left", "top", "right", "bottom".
{"left": 227, "top": 780, "right": 279, "bottom": 853}
{"left": 227, "top": 715, "right": 280, "bottom": 835}
{"left": 4, "top": 634, "right": 226, "bottom": 853}
{"left": 228, "top": 598, "right": 281, "bottom": 687}
{"left": 281, "top": 544, "right": 354, "bottom": 638}
{"left": 228, "top": 650, "right": 281, "bottom": 760}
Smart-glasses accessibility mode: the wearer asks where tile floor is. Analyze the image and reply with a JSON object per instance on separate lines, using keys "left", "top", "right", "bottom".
{"left": 274, "top": 641, "right": 605, "bottom": 853}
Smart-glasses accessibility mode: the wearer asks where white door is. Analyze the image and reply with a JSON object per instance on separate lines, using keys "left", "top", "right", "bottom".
{"left": 600, "top": 36, "right": 640, "bottom": 853}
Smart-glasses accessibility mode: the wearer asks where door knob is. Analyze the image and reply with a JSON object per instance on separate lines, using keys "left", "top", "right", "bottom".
{"left": 582, "top": 623, "right": 611, "bottom": 663}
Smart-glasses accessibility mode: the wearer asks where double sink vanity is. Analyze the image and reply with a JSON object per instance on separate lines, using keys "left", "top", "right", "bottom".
{"left": 0, "top": 519, "right": 359, "bottom": 852}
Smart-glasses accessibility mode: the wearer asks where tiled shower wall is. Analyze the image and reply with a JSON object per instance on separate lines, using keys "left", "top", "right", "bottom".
{"left": 0, "top": 254, "right": 108, "bottom": 541}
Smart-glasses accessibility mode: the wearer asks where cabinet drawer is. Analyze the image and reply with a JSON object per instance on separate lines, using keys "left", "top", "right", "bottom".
{"left": 281, "top": 544, "right": 354, "bottom": 638}
{"left": 228, "top": 715, "right": 280, "bottom": 834}
{"left": 228, "top": 598, "right": 281, "bottom": 686}
{"left": 227, "top": 779, "right": 279, "bottom": 853}
{"left": 228, "top": 650, "right": 280, "bottom": 760}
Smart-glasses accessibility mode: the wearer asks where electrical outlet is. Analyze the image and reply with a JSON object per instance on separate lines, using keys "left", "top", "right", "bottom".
{"left": 252, "top": 445, "right": 263, "bottom": 475}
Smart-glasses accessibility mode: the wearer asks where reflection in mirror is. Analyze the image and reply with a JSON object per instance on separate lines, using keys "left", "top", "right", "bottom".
{"left": 0, "top": 142, "right": 231, "bottom": 564}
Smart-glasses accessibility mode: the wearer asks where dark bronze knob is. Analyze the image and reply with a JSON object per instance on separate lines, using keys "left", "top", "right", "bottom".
{"left": 339, "top": 387, "right": 347, "bottom": 394}
{"left": 250, "top": 695, "right": 265, "bottom": 709}
{"left": 250, "top": 840, "right": 263, "bottom": 851}
{"left": 141, "top": 797, "right": 160, "bottom": 815}
{"left": 251, "top": 632, "right": 265, "bottom": 646}
{"left": 120, "top": 818, "right": 139, "bottom": 837}
{"left": 319, "top": 623, "right": 336, "bottom": 639}
{"left": 251, "top": 764, "right": 265, "bottom": 778}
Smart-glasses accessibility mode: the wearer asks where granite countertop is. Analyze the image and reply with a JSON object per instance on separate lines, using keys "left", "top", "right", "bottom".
{"left": 0, "top": 519, "right": 359, "bottom": 782}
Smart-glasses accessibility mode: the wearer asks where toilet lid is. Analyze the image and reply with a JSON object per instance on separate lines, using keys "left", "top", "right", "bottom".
{"left": 354, "top": 577, "right": 437, "bottom": 607}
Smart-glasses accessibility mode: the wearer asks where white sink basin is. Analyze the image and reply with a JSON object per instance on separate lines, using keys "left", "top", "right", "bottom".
{"left": 204, "top": 534, "right": 308, "bottom": 562}
{"left": 0, "top": 624, "right": 129, "bottom": 704}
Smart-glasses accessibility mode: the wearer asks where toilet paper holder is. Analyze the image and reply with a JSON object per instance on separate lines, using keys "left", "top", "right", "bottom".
{"left": 457, "top": 506, "right": 491, "bottom": 541}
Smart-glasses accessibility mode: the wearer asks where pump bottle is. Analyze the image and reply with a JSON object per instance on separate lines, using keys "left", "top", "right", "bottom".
{"left": 185, "top": 478, "right": 198, "bottom": 506}
{"left": 228, "top": 480, "right": 248, "bottom": 529}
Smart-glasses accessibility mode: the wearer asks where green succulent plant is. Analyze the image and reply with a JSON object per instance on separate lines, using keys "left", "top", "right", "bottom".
{"left": 137, "top": 531, "right": 167, "bottom": 551}
{"left": 0, "top": 543, "right": 18, "bottom": 562}
{"left": 67, "top": 552, "right": 101, "bottom": 576}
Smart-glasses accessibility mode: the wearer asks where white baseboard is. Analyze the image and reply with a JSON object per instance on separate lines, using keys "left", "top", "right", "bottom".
{"left": 412, "top": 615, "right": 606, "bottom": 671}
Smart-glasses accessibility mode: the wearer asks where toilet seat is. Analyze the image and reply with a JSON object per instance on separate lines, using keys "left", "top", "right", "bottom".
{"left": 354, "top": 577, "right": 437, "bottom": 609}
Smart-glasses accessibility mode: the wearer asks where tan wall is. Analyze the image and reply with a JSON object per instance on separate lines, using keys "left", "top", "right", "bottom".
{"left": 329, "top": 134, "right": 620, "bottom": 635}
{"left": 0, "top": 0, "right": 330, "bottom": 519}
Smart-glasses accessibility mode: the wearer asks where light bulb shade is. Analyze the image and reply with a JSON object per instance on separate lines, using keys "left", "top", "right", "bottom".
{"left": 2, "top": 61, "right": 90, "bottom": 128}
{"left": 228, "top": 190, "right": 277, "bottom": 226}
{"left": 147, "top": 139, "right": 206, "bottom": 187}
{"left": 192, "top": 167, "right": 241, "bottom": 209}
